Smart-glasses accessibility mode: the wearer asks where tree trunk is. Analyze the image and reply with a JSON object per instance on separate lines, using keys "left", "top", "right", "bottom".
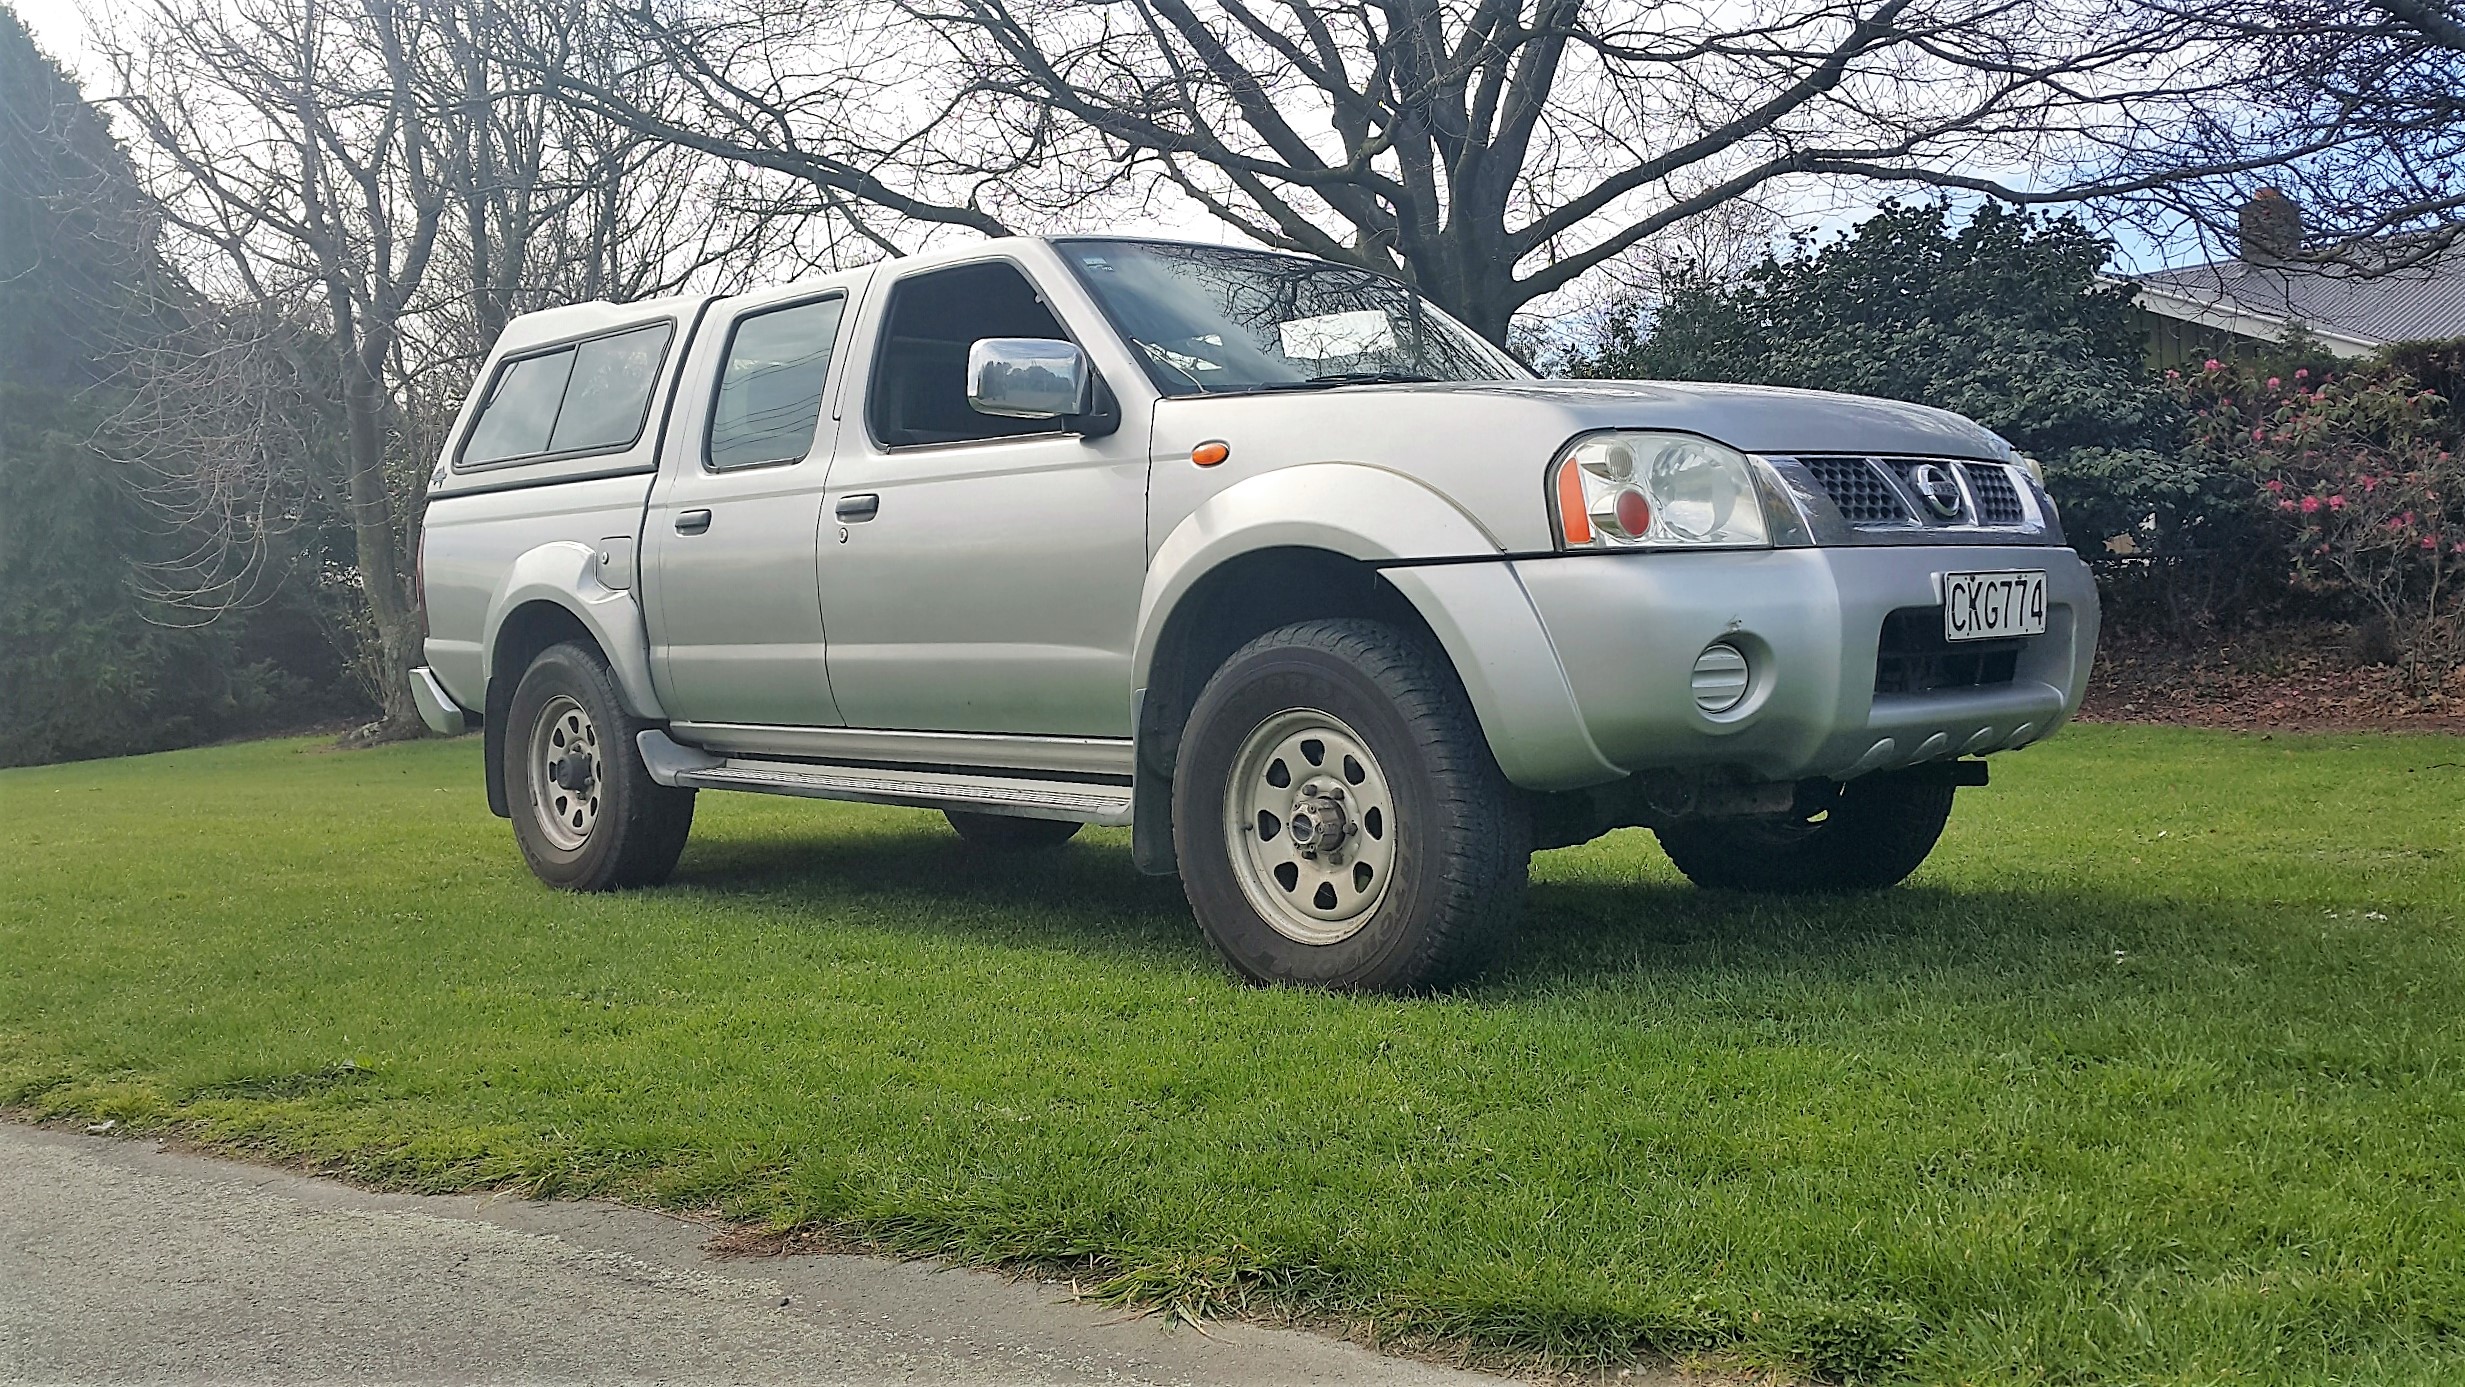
{"left": 338, "top": 314, "right": 427, "bottom": 743}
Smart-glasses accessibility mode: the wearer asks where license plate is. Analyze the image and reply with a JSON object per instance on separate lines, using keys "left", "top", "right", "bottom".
{"left": 1943, "top": 570, "right": 2047, "bottom": 642}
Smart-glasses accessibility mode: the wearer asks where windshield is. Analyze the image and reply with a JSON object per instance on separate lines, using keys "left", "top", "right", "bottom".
{"left": 1058, "top": 239, "right": 1526, "bottom": 396}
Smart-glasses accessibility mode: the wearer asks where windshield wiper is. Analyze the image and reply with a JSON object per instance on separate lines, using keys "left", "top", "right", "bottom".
{"left": 1226, "top": 371, "right": 1441, "bottom": 394}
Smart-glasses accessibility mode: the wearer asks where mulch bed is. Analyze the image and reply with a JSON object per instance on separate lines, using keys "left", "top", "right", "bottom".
{"left": 2079, "top": 630, "right": 2465, "bottom": 733}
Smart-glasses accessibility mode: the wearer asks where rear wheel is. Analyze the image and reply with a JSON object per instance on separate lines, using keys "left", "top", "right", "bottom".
{"left": 505, "top": 642, "right": 695, "bottom": 891}
{"left": 1654, "top": 774, "right": 1954, "bottom": 893}
{"left": 944, "top": 811, "right": 1081, "bottom": 850}
{"left": 1173, "top": 618, "right": 1527, "bottom": 993}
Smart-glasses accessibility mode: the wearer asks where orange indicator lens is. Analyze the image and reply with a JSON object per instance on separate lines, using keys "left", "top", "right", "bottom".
{"left": 1555, "top": 462, "right": 1594, "bottom": 545}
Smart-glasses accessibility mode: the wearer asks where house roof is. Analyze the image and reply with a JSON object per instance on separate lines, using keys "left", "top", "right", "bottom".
{"left": 2129, "top": 251, "right": 2465, "bottom": 355}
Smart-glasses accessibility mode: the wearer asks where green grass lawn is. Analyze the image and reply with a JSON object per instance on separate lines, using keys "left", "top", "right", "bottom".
{"left": 4, "top": 726, "right": 2461, "bottom": 1384}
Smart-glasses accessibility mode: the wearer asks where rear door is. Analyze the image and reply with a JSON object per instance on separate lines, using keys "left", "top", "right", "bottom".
{"left": 642, "top": 275, "right": 867, "bottom": 727}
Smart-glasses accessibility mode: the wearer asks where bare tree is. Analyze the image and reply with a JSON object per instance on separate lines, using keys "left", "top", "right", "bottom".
{"left": 99, "top": 0, "right": 449, "bottom": 738}
{"left": 516, "top": 0, "right": 2246, "bottom": 340}
{"left": 2130, "top": 0, "right": 2465, "bottom": 269}
{"left": 425, "top": 0, "right": 799, "bottom": 359}
{"left": 1892, "top": 0, "right": 2465, "bottom": 270}
{"left": 96, "top": 0, "right": 787, "bottom": 739}
{"left": 493, "top": 0, "right": 1130, "bottom": 261}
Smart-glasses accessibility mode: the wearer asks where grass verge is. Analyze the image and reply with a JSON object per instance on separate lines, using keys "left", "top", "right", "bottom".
{"left": 4, "top": 726, "right": 2461, "bottom": 1383}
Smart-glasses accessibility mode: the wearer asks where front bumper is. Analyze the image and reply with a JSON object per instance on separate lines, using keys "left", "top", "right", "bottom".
{"left": 1513, "top": 544, "right": 2097, "bottom": 784}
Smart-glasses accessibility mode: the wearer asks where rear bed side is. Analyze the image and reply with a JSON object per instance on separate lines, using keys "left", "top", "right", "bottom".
{"left": 416, "top": 294, "right": 714, "bottom": 811}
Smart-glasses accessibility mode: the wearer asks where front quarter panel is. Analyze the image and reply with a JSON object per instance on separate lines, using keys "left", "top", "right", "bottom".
{"left": 1136, "top": 462, "right": 1621, "bottom": 790}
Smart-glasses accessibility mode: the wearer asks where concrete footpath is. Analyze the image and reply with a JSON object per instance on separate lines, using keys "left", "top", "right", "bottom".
{"left": 0, "top": 1122, "right": 1516, "bottom": 1386}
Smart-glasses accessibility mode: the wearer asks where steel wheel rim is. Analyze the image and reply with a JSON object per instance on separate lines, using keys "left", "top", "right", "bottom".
{"left": 527, "top": 694, "right": 602, "bottom": 852}
{"left": 1223, "top": 708, "right": 1398, "bottom": 946}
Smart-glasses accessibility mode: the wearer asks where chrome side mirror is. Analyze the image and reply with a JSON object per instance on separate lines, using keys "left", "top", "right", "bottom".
{"left": 967, "top": 337, "right": 1092, "bottom": 419}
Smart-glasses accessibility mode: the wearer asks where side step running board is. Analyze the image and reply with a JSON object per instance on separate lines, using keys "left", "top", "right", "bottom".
{"left": 637, "top": 730, "right": 1133, "bottom": 827}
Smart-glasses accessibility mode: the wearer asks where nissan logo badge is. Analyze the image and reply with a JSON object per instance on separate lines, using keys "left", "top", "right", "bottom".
{"left": 1908, "top": 463, "right": 1962, "bottom": 519}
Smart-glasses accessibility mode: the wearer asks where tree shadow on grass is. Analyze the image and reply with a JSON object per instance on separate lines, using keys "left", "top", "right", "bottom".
{"left": 670, "top": 820, "right": 1202, "bottom": 965}
{"left": 666, "top": 817, "right": 2244, "bottom": 1003}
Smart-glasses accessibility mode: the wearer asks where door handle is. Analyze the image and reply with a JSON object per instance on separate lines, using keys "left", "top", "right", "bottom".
{"left": 835, "top": 493, "right": 880, "bottom": 523}
{"left": 674, "top": 509, "right": 712, "bottom": 535}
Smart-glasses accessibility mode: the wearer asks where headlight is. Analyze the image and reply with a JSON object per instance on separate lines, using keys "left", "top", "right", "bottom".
{"left": 2012, "top": 453, "right": 2045, "bottom": 485}
{"left": 1550, "top": 431, "right": 1772, "bottom": 550}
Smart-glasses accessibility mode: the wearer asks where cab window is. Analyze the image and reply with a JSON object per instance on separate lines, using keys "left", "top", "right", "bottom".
{"left": 707, "top": 296, "right": 846, "bottom": 471}
{"left": 869, "top": 262, "right": 1072, "bottom": 448}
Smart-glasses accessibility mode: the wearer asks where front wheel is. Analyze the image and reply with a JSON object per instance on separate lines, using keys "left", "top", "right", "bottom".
{"left": 1173, "top": 618, "right": 1528, "bottom": 993}
{"left": 1654, "top": 774, "right": 1954, "bottom": 893}
{"left": 505, "top": 642, "right": 695, "bottom": 891}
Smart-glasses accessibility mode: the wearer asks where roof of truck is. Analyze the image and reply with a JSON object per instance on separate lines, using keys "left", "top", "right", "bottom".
{"left": 493, "top": 235, "right": 1339, "bottom": 351}
{"left": 493, "top": 293, "right": 709, "bottom": 354}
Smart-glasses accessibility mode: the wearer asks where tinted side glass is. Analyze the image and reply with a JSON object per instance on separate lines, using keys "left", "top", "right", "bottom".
{"left": 869, "top": 262, "right": 1071, "bottom": 448}
{"left": 547, "top": 323, "right": 673, "bottom": 454}
{"left": 708, "top": 297, "right": 845, "bottom": 470}
{"left": 463, "top": 349, "right": 574, "bottom": 465}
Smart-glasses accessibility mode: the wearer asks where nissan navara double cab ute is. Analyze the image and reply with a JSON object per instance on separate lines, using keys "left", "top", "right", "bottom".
{"left": 413, "top": 236, "right": 2097, "bottom": 992}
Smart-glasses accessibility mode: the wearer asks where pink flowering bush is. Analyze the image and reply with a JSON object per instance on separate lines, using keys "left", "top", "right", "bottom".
{"left": 2176, "top": 359, "right": 2465, "bottom": 670}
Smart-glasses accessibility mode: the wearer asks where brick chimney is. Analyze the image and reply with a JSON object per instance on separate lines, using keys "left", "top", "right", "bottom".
{"left": 2238, "top": 187, "right": 2302, "bottom": 264}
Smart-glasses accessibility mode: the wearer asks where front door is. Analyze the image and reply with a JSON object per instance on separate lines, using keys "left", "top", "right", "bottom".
{"left": 816, "top": 257, "right": 1150, "bottom": 737}
{"left": 643, "top": 284, "right": 859, "bottom": 727}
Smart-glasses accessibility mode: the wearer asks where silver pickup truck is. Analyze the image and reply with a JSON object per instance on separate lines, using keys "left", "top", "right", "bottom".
{"left": 413, "top": 235, "right": 2097, "bottom": 992}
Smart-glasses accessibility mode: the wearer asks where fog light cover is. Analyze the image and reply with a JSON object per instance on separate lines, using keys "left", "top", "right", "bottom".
{"left": 1691, "top": 642, "right": 1751, "bottom": 713}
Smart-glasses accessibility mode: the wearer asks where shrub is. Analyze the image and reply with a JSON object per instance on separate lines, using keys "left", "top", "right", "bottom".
{"left": 2181, "top": 355, "right": 2465, "bottom": 673}
{"left": 1576, "top": 203, "right": 2181, "bottom": 481}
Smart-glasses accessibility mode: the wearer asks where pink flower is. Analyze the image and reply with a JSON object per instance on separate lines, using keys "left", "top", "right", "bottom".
{"left": 2205, "top": 358, "right": 2224, "bottom": 371}
{"left": 2279, "top": 499, "right": 2299, "bottom": 512}
{"left": 2263, "top": 478, "right": 2286, "bottom": 494}
{"left": 2165, "top": 368, "right": 2181, "bottom": 380}
{"left": 2328, "top": 494, "right": 2346, "bottom": 510}
{"left": 2361, "top": 475, "right": 2380, "bottom": 492}
{"left": 2425, "top": 536, "right": 2440, "bottom": 550}
{"left": 2295, "top": 368, "right": 2310, "bottom": 380}
{"left": 2300, "top": 495, "right": 2322, "bottom": 513}
{"left": 2401, "top": 510, "right": 2419, "bottom": 527}
{"left": 2267, "top": 377, "right": 2282, "bottom": 390}
{"left": 2253, "top": 427, "right": 2267, "bottom": 441}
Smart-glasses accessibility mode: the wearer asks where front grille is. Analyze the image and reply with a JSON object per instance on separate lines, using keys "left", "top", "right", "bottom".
{"left": 1963, "top": 463, "right": 2027, "bottom": 526}
{"left": 1802, "top": 456, "right": 1908, "bottom": 524}
{"left": 1794, "top": 454, "right": 2035, "bottom": 530}
{"left": 1874, "top": 607, "right": 2022, "bottom": 694}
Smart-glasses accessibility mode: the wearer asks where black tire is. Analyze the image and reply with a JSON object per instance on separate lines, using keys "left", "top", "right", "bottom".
{"left": 944, "top": 810, "right": 1082, "bottom": 850}
{"left": 504, "top": 641, "right": 695, "bottom": 891}
{"left": 1173, "top": 618, "right": 1528, "bottom": 993}
{"left": 1654, "top": 775, "right": 1954, "bottom": 894}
